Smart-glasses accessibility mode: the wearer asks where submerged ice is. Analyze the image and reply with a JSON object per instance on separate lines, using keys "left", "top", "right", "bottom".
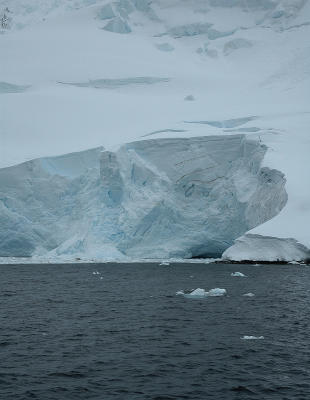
{"left": 0, "top": 135, "right": 288, "bottom": 259}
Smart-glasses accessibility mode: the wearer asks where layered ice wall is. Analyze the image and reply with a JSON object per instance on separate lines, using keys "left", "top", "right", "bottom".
{"left": 0, "top": 135, "right": 288, "bottom": 259}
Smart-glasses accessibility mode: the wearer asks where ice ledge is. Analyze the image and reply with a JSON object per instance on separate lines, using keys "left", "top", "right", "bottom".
{"left": 223, "top": 234, "right": 310, "bottom": 262}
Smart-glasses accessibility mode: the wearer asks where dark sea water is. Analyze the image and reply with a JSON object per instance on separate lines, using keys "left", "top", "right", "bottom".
{"left": 0, "top": 263, "right": 310, "bottom": 400}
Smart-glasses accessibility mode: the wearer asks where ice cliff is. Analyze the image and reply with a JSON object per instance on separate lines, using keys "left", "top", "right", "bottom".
{"left": 0, "top": 135, "right": 288, "bottom": 260}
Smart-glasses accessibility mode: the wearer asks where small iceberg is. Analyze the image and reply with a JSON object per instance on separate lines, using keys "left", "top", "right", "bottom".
{"left": 160, "top": 261, "right": 170, "bottom": 266}
{"left": 243, "top": 293, "right": 255, "bottom": 297}
{"left": 206, "top": 288, "right": 227, "bottom": 297}
{"left": 231, "top": 272, "right": 246, "bottom": 277}
{"left": 176, "top": 288, "right": 226, "bottom": 298}
{"left": 241, "top": 336, "right": 264, "bottom": 340}
{"left": 92, "top": 271, "right": 100, "bottom": 275}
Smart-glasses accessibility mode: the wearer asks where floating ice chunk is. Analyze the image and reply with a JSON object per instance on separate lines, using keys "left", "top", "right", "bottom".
{"left": 185, "top": 288, "right": 206, "bottom": 298}
{"left": 178, "top": 288, "right": 226, "bottom": 298}
{"left": 207, "top": 288, "right": 227, "bottom": 296}
{"left": 231, "top": 272, "right": 246, "bottom": 277}
{"left": 241, "top": 336, "right": 264, "bottom": 340}
{"left": 160, "top": 261, "right": 170, "bottom": 266}
{"left": 92, "top": 271, "right": 100, "bottom": 275}
{"left": 243, "top": 293, "right": 255, "bottom": 297}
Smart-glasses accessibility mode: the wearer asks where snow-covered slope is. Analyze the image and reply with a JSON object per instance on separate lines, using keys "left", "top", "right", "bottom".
{"left": 0, "top": 0, "right": 309, "bottom": 261}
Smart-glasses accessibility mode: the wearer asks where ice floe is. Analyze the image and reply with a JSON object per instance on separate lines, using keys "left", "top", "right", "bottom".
{"left": 243, "top": 293, "right": 255, "bottom": 297}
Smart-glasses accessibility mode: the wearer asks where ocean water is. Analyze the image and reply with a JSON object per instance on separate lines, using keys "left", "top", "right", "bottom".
{"left": 0, "top": 263, "right": 309, "bottom": 400}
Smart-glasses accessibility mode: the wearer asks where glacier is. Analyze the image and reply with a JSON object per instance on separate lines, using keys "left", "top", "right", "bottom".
{"left": 0, "top": 0, "right": 309, "bottom": 262}
{"left": 0, "top": 135, "right": 288, "bottom": 259}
